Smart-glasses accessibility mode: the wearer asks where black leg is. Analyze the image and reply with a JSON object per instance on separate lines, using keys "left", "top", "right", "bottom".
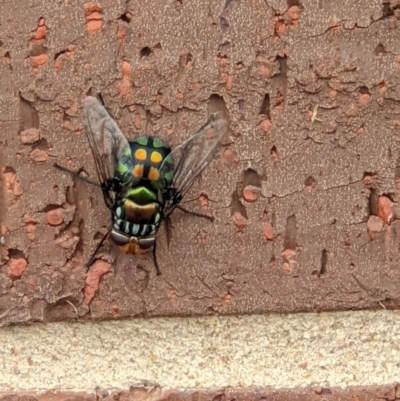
{"left": 86, "top": 228, "right": 110, "bottom": 268}
{"left": 152, "top": 241, "right": 162, "bottom": 276}
{"left": 53, "top": 163, "right": 101, "bottom": 188}
{"left": 176, "top": 205, "right": 214, "bottom": 222}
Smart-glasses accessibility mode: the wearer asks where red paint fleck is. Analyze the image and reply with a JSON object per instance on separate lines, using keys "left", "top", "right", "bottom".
{"left": 258, "top": 63, "right": 272, "bottom": 77}
{"left": 7, "top": 258, "right": 28, "bottom": 280}
{"left": 111, "top": 306, "right": 119, "bottom": 319}
{"left": 287, "top": 6, "right": 299, "bottom": 21}
{"left": 84, "top": 2, "right": 103, "bottom": 13}
{"left": 83, "top": 260, "right": 111, "bottom": 305}
{"left": 346, "top": 106, "right": 359, "bottom": 117}
{"left": 86, "top": 11, "right": 102, "bottom": 20}
{"left": 222, "top": 149, "right": 232, "bottom": 160}
{"left": 31, "top": 54, "right": 48, "bottom": 67}
{"left": 199, "top": 194, "right": 209, "bottom": 209}
{"left": 31, "top": 20, "right": 47, "bottom": 43}
{"left": 70, "top": 104, "right": 79, "bottom": 115}
{"left": 243, "top": 185, "right": 260, "bottom": 202}
{"left": 259, "top": 119, "right": 272, "bottom": 134}
{"left": 55, "top": 234, "right": 79, "bottom": 249}
{"left": 271, "top": 148, "right": 279, "bottom": 163}
{"left": 379, "top": 83, "right": 387, "bottom": 93}
{"left": 3, "top": 169, "right": 23, "bottom": 197}
{"left": 367, "top": 215, "right": 385, "bottom": 240}
{"left": 232, "top": 212, "right": 247, "bottom": 229}
{"left": 29, "top": 149, "right": 48, "bottom": 162}
{"left": 282, "top": 248, "right": 296, "bottom": 260}
{"left": 117, "top": 65, "right": 133, "bottom": 98}
{"left": 363, "top": 175, "right": 372, "bottom": 186}
{"left": 275, "top": 18, "right": 286, "bottom": 36}
{"left": 117, "top": 25, "right": 126, "bottom": 41}
{"left": 122, "top": 60, "right": 131, "bottom": 77}
{"left": 85, "top": 3, "right": 103, "bottom": 33}
{"left": 46, "top": 208, "right": 64, "bottom": 226}
{"left": 359, "top": 94, "right": 371, "bottom": 105}
{"left": 378, "top": 196, "right": 395, "bottom": 224}
{"left": 26, "top": 222, "right": 37, "bottom": 234}
{"left": 133, "top": 116, "right": 142, "bottom": 129}
{"left": 87, "top": 20, "right": 102, "bottom": 32}
{"left": 54, "top": 58, "right": 63, "bottom": 72}
{"left": 226, "top": 75, "right": 233, "bottom": 90}
{"left": 20, "top": 128, "right": 40, "bottom": 144}
{"left": 264, "top": 223, "right": 274, "bottom": 240}
{"left": 223, "top": 294, "right": 231, "bottom": 303}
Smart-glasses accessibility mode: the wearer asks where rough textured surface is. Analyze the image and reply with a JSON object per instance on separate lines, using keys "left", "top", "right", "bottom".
{"left": 2, "top": 386, "right": 400, "bottom": 401}
{"left": 0, "top": 311, "right": 400, "bottom": 391}
{"left": 1, "top": 0, "right": 400, "bottom": 325}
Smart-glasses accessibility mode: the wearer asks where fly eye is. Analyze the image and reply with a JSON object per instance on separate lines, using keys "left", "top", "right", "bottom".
{"left": 138, "top": 238, "right": 155, "bottom": 250}
{"left": 110, "top": 230, "right": 129, "bottom": 246}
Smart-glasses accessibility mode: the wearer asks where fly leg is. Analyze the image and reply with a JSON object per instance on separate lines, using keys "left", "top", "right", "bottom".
{"left": 152, "top": 241, "right": 162, "bottom": 276}
{"left": 86, "top": 227, "right": 111, "bottom": 268}
{"left": 53, "top": 163, "right": 101, "bottom": 188}
{"left": 176, "top": 205, "right": 215, "bottom": 222}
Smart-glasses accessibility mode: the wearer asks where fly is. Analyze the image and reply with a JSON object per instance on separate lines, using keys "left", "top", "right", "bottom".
{"left": 54, "top": 93, "right": 228, "bottom": 275}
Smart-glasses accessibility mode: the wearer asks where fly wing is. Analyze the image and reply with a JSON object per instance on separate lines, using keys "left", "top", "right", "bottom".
{"left": 82, "top": 96, "right": 133, "bottom": 208}
{"left": 160, "top": 112, "right": 228, "bottom": 208}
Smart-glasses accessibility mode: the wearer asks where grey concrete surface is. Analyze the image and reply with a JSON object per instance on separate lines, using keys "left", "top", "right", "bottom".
{"left": 0, "top": 310, "right": 399, "bottom": 392}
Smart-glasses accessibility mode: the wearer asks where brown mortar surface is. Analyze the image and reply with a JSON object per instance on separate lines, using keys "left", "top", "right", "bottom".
{"left": 2, "top": 385, "right": 400, "bottom": 401}
{"left": 1, "top": 0, "right": 400, "bottom": 325}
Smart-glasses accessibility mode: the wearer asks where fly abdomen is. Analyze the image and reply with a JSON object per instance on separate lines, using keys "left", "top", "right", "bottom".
{"left": 113, "top": 186, "right": 162, "bottom": 236}
{"left": 115, "top": 219, "right": 157, "bottom": 236}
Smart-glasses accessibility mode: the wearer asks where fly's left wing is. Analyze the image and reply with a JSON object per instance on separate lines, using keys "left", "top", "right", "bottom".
{"left": 160, "top": 112, "right": 228, "bottom": 215}
{"left": 82, "top": 96, "right": 133, "bottom": 208}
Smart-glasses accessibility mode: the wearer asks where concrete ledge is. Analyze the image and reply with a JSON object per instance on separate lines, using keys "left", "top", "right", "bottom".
{"left": 0, "top": 310, "right": 399, "bottom": 392}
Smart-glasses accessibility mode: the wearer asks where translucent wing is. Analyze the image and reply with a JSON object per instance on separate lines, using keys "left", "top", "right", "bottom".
{"left": 82, "top": 96, "right": 133, "bottom": 208}
{"left": 160, "top": 112, "right": 228, "bottom": 212}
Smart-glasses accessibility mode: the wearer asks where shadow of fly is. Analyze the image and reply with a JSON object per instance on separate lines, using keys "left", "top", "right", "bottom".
{"left": 54, "top": 94, "right": 228, "bottom": 275}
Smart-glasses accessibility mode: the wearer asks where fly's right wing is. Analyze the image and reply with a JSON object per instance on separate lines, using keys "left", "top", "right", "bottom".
{"left": 159, "top": 112, "right": 228, "bottom": 216}
{"left": 82, "top": 96, "right": 134, "bottom": 208}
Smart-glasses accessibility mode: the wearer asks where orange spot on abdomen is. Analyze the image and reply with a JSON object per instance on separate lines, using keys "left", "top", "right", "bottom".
{"left": 150, "top": 151, "right": 162, "bottom": 163}
{"left": 134, "top": 148, "right": 147, "bottom": 161}
{"left": 132, "top": 164, "right": 144, "bottom": 178}
{"left": 148, "top": 167, "right": 160, "bottom": 181}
